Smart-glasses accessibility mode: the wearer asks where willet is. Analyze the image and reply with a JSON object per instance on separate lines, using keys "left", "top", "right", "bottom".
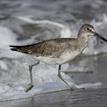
{"left": 10, "top": 24, "right": 107, "bottom": 92}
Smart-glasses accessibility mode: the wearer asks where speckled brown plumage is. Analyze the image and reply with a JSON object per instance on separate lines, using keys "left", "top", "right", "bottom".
{"left": 10, "top": 38, "right": 79, "bottom": 58}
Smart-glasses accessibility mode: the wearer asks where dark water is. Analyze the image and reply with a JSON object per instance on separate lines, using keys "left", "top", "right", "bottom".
{"left": 0, "top": 0, "right": 107, "bottom": 107}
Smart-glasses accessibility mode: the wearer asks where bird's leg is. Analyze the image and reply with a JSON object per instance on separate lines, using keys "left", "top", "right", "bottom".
{"left": 57, "top": 65, "right": 73, "bottom": 91}
{"left": 25, "top": 60, "right": 40, "bottom": 92}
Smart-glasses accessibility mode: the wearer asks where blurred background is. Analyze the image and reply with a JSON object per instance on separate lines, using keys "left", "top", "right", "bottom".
{"left": 0, "top": 0, "right": 107, "bottom": 106}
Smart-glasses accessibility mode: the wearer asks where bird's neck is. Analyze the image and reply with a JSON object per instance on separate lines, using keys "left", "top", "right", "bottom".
{"left": 77, "top": 34, "right": 90, "bottom": 51}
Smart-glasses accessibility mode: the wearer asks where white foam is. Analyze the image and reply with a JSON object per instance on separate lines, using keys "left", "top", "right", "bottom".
{"left": 75, "top": 82, "right": 102, "bottom": 89}
{"left": 16, "top": 16, "right": 72, "bottom": 38}
{"left": 0, "top": 27, "right": 17, "bottom": 48}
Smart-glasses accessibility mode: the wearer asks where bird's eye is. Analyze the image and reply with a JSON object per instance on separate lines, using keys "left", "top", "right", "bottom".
{"left": 86, "top": 27, "right": 90, "bottom": 31}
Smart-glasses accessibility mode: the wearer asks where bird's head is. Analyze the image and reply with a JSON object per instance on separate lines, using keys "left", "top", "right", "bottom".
{"left": 78, "top": 24, "right": 107, "bottom": 42}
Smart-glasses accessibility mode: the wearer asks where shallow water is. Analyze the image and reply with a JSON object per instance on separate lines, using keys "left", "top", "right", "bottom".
{"left": 0, "top": 0, "right": 107, "bottom": 105}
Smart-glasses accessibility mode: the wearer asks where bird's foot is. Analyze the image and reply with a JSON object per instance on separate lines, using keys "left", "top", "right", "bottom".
{"left": 24, "top": 83, "right": 33, "bottom": 92}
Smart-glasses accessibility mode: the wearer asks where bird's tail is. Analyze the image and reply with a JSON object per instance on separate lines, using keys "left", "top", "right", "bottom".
{"left": 10, "top": 45, "right": 28, "bottom": 53}
{"left": 10, "top": 45, "right": 19, "bottom": 51}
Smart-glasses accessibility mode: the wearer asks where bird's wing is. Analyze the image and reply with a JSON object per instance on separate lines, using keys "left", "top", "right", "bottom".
{"left": 10, "top": 38, "right": 74, "bottom": 58}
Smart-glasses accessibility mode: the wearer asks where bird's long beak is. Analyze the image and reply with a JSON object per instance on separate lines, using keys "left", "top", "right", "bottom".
{"left": 95, "top": 33, "right": 107, "bottom": 42}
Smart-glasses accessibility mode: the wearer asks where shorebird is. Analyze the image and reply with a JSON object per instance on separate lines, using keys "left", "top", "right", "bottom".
{"left": 10, "top": 24, "right": 107, "bottom": 92}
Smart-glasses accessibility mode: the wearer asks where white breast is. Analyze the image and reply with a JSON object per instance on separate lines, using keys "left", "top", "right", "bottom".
{"left": 34, "top": 50, "right": 80, "bottom": 65}
{"left": 59, "top": 50, "right": 80, "bottom": 64}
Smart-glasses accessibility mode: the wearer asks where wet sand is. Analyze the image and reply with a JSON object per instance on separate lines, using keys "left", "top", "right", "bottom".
{"left": 0, "top": 88, "right": 107, "bottom": 107}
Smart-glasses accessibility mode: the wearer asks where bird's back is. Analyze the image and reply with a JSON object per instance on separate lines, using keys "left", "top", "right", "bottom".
{"left": 10, "top": 38, "right": 79, "bottom": 58}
